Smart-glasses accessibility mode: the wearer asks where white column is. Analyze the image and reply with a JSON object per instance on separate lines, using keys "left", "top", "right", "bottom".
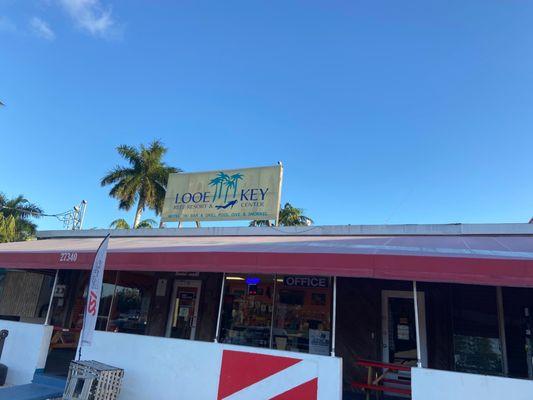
{"left": 413, "top": 281, "right": 422, "bottom": 368}
{"left": 269, "top": 275, "right": 278, "bottom": 348}
{"left": 214, "top": 273, "right": 226, "bottom": 343}
{"left": 331, "top": 276, "right": 337, "bottom": 357}
{"left": 45, "top": 270, "right": 59, "bottom": 325}
{"left": 105, "top": 272, "right": 120, "bottom": 332}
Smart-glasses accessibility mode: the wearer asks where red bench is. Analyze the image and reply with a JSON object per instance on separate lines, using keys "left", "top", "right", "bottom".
{"left": 351, "top": 359, "right": 412, "bottom": 399}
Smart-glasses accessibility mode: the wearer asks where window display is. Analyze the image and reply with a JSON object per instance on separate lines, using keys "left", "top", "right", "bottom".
{"left": 106, "top": 272, "right": 154, "bottom": 335}
{"left": 220, "top": 274, "right": 274, "bottom": 348}
{"left": 273, "top": 276, "right": 332, "bottom": 355}
{"left": 219, "top": 274, "right": 332, "bottom": 355}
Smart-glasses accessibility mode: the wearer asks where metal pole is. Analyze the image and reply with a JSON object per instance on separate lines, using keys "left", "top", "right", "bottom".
{"left": 214, "top": 273, "right": 226, "bottom": 343}
{"left": 274, "top": 162, "right": 283, "bottom": 227}
{"left": 105, "top": 272, "right": 120, "bottom": 332}
{"left": 79, "top": 200, "right": 87, "bottom": 230}
{"left": 331, "top": 276, "right": 337, "bottom": 357}
{"left": 496, "top": 286, "right": 509, "bottom": 375}
{"left": 269, "top": 275, "right": 278, "bottom": 349}
{"left": 413, "top": 281, "right": 422, "bottom": 368}
{"left": 45, "top": 270, "right": 59, "bottom": 325}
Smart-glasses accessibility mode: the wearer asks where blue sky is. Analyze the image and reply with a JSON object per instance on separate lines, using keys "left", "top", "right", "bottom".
{"left": 1, "top": 0, "right": 532, "bottom": 230}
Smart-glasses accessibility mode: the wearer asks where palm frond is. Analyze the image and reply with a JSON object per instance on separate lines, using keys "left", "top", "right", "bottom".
{"left": 100, "top": 166, "right": 136, "bottom": 186}
{"left": 135, "top": 218, "right": 157, "bottom": 229}
{"left": 110, "top": 218, "right": 130, "bottom": 229}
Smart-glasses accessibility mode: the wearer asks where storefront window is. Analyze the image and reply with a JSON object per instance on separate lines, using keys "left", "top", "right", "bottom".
{"left": 273, "top": 276, "right": 332, "bottom": 355}
{"left": 107, "top": 272, "right": 154, "bottom": 335}
{"left": 219, "top": 274, "right": 332, "bottom": 355}
{"left": 452, "top": 285, "right": 504, "bottom": 375}
{"left": 220, "top": 274, "right": 275, "bottom": 348}
{"left": 0, "top": 269, "right": 55, "bottom": 323}
{"left": 95, "top": 272, "right": 118, "bottom": 331}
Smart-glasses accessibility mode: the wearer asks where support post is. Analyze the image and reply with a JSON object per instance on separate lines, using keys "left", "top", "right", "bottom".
{"left": 105, "top": 272, "right": 120, "bottom": 332}
{"left": 45, "top": 270, "right": 59, "bottom": 325}
{"left": 269, "top": 275, "right": 278, "bottom": 349}
{"left": 413, "top": 281, "right": 422, "bottom": 368}
{"left": 496, "top": 286, "right": 509, "bottom": 375}
{"left": 331, "top": 276, "right": 337, "bottom": 357}
{"left": 78, "top": 200, "right": 87, "bottom": 230}
{"left": 214, "top": 273, "right": 226, "bottom": 343}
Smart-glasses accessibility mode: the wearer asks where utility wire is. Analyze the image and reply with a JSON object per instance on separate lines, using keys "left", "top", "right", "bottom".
{"left": 0, "top": 205, "right": 71, "bottom": 219}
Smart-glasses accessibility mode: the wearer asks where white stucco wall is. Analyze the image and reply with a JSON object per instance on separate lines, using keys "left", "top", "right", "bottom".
{"left": 0, "top": 321, "right": 53, "bottom": 385}
{"left": 412, "top": 367, "right": 533, "bottom": 400}
{"left": 80, "top": 331, "right": 342, "bottom": 400}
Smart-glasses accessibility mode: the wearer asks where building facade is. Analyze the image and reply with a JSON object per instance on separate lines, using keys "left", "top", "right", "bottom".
{"left": 0, "top": 224, "right": 532, "bottom": 399}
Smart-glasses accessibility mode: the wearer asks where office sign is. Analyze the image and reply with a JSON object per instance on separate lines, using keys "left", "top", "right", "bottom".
{"left": 162, "top": 165, "right": 283, "bottom": 222}
{"left": 283, "top": 276, "right": 329, "bottom": 288}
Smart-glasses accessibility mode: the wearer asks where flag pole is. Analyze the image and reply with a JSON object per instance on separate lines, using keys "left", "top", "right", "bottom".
{"left": 78, "top": 234, "right": 111, "bottom": 361}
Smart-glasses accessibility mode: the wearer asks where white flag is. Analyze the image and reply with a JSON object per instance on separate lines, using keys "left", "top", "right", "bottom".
{"left": 80, "top": 234, "right": 110, "bottom": 347}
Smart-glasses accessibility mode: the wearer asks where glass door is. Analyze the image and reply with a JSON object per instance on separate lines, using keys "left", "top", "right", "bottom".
{"left": 166, "top": 280, "right": 202, "bottom": 340}
{"left": 382, "top": 290, "right": 427, "bottom": 366}
{"left": 382, "top": 290, "right": 427, "bottom": 395}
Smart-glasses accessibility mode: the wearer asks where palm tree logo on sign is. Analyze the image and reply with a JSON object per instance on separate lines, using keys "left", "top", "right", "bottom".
{"left": 209, "top": 172, "right": 244, "bottom": 209}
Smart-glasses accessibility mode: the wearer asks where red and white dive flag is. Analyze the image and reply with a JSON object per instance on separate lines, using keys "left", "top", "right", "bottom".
{"left": 80, "top": 234, "right": 110, "bottom": 347}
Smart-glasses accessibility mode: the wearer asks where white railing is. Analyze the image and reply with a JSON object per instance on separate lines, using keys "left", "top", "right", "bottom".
{"left": 412, "top": 367, "right": 533, "bottom": 400}
{"left": 80, "top": 331, "right": 342, "bottom": 400}
{"left": 0, "top": 320, "right": 53, "bottom": 385}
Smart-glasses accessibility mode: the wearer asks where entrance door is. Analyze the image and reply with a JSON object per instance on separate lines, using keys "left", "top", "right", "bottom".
{"left": 166, "top": 280, "right": 202, "bottom": 340}
{"left": 382, "top": 290, "right": 427, "bottom": 368}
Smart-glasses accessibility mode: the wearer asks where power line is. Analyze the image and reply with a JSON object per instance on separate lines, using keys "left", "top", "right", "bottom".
{"left": 0, "top": 200, "right": 88, "bottom": 230}
{"left": 0, "top": 205, "right": 70, "bottom": 218}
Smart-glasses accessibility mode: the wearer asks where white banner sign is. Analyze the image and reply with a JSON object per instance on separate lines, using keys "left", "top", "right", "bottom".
{"left": 80, "top": 234, "right": 110, "bottom": 347}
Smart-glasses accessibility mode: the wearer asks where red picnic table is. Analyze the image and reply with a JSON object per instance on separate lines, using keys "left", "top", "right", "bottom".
{"left": 351, "top": 358, "right": 412, "bottom": 399}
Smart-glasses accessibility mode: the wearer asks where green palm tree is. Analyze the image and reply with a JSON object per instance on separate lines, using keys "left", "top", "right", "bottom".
{"left": 101, "top": 140, "right": 181, "bottom": 228}
{"left": 110, "top": 218, "right": 157, "bottom": 229}
{"left": 249, "top": 202, "right": 313, "bottom": 227}
{"left": 0, "top": 214, "right": 16, "bottom": 243}
{"left": 0, "top": 193, "right": 43, "bottom": 240}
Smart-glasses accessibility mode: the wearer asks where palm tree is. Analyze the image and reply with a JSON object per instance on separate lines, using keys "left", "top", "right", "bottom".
{"left": 223, "top": 179, "right": 235, "bottom": 202}
{"left": 249, "top": 202, "right": 313, "bottom": 227}
{"left": 0, "top": 214, "right": 16, "bottom": 243}
{"left": 136, "top": 219, "right": 157, "bottom": 229}
{"left": 101, "top": 140, "right": 181, "bottom": 228}
{"left": 209, "top": 172, "right": 229, "bottom": 201}
{"left": 0, "top": 193, "right": 43, "bottom": 240}
{"left": 230, "top": 173, "right": 244, "bottom": 197}
{"left": 110, "top": 218, "right": 157, "bottom": 229}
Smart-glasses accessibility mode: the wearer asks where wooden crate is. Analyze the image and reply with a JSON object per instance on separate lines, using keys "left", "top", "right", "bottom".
{"left": 63, "top": 360, "right": 124, "bottom": 400}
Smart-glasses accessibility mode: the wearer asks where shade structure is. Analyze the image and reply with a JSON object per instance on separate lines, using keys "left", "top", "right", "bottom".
{"left": 0, "top": 231, "right": 532, "bottom": 288}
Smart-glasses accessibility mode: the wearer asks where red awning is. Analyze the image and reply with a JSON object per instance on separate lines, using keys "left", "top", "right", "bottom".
{"left": 0, "top": 235, "right": 532, "bottom": 287}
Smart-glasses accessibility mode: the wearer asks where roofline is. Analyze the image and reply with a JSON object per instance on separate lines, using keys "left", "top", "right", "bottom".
{"left": 36, "top": 223, "right": 533, "bottom": 239}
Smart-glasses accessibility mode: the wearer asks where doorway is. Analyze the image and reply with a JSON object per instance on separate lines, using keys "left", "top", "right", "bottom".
{"left": 166, "top": 280, "right": 202, "bottom": 340}
{"left": 382, "top": 290, "right": 427, "bottom": 367}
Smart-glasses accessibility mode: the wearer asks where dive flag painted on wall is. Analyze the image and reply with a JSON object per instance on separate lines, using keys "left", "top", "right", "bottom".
{"left": 80, "top": 234, "right": 110, "bottom": 347}
{"left": 217, "top": 350, "right": 318, "bottom": 399}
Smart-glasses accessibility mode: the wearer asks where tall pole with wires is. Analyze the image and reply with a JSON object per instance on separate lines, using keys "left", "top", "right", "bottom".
{"left": 0, "top": 199, "right": 87, "bottom": 230}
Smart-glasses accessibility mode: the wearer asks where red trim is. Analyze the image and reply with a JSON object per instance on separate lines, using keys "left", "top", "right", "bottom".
{"left": 0, "top": 251, "right": 532, "bottom": 287}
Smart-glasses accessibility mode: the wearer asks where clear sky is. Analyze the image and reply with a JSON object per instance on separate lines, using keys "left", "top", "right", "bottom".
{"left": 1, "top": 0, "right": 532, "bottom": 231}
